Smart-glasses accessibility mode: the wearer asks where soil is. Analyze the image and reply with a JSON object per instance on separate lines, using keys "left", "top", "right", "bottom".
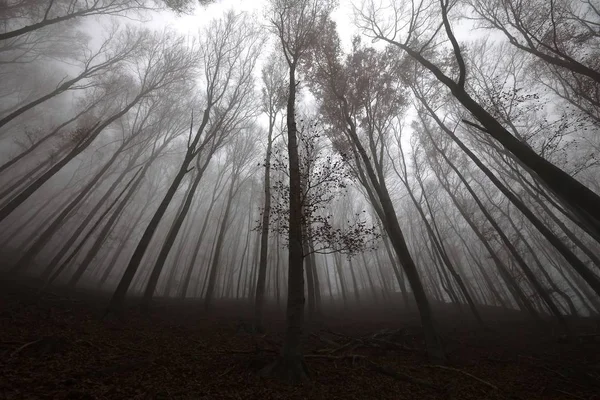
{"left": 1, "top": 282, "right": 599, "bottom": 399}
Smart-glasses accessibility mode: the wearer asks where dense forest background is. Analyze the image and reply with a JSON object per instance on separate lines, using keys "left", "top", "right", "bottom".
{"left": 1, "top": 0, "right": 600, "bottom": 398}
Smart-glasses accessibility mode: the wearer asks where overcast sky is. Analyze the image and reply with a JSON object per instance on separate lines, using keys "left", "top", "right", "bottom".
{"left": 150, "top": 0, "right": 358, "bottom": 50}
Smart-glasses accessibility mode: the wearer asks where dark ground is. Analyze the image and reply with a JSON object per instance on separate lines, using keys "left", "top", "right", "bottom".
{"left": 1, "top": 281, "right": 599, "bottom": 399}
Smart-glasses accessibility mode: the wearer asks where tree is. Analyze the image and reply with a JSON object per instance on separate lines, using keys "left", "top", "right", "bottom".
{"left": 262, "top": 0, "right": 337, "bottom": 383}
{"left": 267, "top": 119, "right": 379, "bottom": 317}
{"left": 254, "top": 54, "right": 286, "bottom": 331}
{"left": 106, "top": 11, "right": 262, "bottom": 315}
{"left": 0, "top": 25, "right": 145, "bottom": 130}
{"left": 465, "top": 0, "right": 600, "bottom": 84}
{"left": 204, "top": 129, "right": 258, "bottom": 310}
{"left": 356, "top": 0, "right": 600, "bottom": 238}
{"left": 309, "top": 31, "right": 446, "bottom": 362}
{"left": 0, "top": 0, "right": 212, "bottom": 42}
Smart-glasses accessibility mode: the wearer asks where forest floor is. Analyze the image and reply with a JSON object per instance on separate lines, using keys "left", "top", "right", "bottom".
{"left": 1, "top": 282, "right": 599, "bottom": 400}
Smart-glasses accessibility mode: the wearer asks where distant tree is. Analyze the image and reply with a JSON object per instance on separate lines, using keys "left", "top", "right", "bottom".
{"left": 106, "top": 12, "right": 262, "bottom": 315}
{"left": 204, "top": 129, "right": 258, "bottom": 310}
{"left": 5, "top": 29, "right": 197, "bottom": 277}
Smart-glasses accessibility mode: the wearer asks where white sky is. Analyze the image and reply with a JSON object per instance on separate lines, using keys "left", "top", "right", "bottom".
{"left": 150, "top": 0, "right": 358, "bottom": 50}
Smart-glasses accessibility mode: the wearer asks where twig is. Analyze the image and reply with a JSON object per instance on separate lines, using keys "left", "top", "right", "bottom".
{"left": 369, "top": 337, "right": 415, "bottom": 351}
{"left": 305, "top": 352, "right": 440, "bottom": 391}
{"left": 213, "top": 348, "right": 278, "bottom": 355}
{"left": 305, "top": 353, "right": 366, "bottom": 361}
{"left": 368, "top": 361, "right": 440, "bottom": 391}
{"left": 321, "top": 329, "right": 351, "bottom": 340}
{"left": 0, "top": 341, "right": 25, "bottom": 347}
{"left": 10, "top": 338, "right": 43, "bottom": 357}
{"left": 555, "top": 389, "right": 587, "bottom": 400}
{"left": 217, "top": 364, "right": 236, "bottom": 378}
{"left": 310, "top": 333, "right": 340, "bottom": 348}
{"left": 425, "top": 364, "right": 499, "bottom": 391}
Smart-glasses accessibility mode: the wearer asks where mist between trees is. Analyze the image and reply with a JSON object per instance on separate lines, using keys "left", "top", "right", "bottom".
{"left": 1, "top": 0, "right": 599, "bottom": 385}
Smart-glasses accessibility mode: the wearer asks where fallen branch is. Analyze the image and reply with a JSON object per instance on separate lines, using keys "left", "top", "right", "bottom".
{"left": 321, "top": 329, "right": 351, "bottom": 340}
{"left": 10, "top": 338, "right": 47, "bottom": 357}
{"left": 368, "top": 361, "right": 440, "bottom": 391}
{"left": 425, "top": 364, "right": 499, "bottom": 391}
{"left": 213, "top": 348, "right": 278, "bottom": 355}
{"left": 0, "top": 341, "right": 26, "bottom": 347}
{"left": 555, "top": 389, "right": 588, "bottom": 400}
{"left": 217, "top": 364, "right": 236, "bottom": 378}
{"left": 310, "top": 333, "right": 340, "bottom": 349}
{"left": 305, "top": 352, "right": 440, "bottom": 391}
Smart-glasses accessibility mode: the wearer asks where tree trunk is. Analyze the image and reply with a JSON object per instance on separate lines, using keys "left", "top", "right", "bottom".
{"left": 400, "top": 43, "right": 600, "bottom": 235}
{"left": 142, "top": 172, "right": 205, "bottom": 310}
{"left": 263, "top": 62, "right": 308, "bottom": 383}
{"left": 204, "top": 175, "right": 238, "bottom": 310}
{"left": 254, "top": 115, "right": 275, "bottom": 330}
{"left": 10, "top": 133, "right": 127, "bottom": 274}
{"left": 425, "top": 132, "right": 568, "bottom": 330}
{"left": 41, "top": 145, "right": 143, "bottom": 280}
{"left": 417, "top": 95, "right": 600, "bottom": 297}
{"left": 49, "top": 168, "right": 142, "bottom": 288}
{"left": 342, "top": 110, "right": 445, "bottom": 362}
{"left": 105, "top": 109, "right": 210, "bottom": 315}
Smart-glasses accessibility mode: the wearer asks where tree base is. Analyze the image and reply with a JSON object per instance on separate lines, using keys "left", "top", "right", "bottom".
{"left": 259, "top": 354, "right": 310, "bottom": 384}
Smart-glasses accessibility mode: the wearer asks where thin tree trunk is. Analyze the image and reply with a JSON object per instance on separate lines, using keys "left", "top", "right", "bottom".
{"left": 204, "top": 175, "right": 239, "bottom": 310}
{"left": 417, "top": 96, "right": 600, "bottom": 297}
{"left": 254, "top": 113, "right": 275, "bottom": 330}
{"left": 10, "top": 133, "right": 128, "bottom": 274}
{"left": 106, "top": 109, "right": 210, "bottom": 315}
{"left": 142, "top": 172, "right": 205, "bottom": 310}
{"left": 425, "top": 133, "right": 568, "bottom": 329}
{"left": 48, "top": 168, "right": 142, "bottom": 288}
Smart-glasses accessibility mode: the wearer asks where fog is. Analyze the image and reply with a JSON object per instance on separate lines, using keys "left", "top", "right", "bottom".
{"left": 1, "top": 0, "right": 599, "bottom": 398}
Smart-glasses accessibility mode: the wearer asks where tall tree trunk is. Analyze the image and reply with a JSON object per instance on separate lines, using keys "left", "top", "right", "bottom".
{"left": 0, "top": 92, "right": 146, "bottom": 224}
{"left": 303, "top": 231, "right": 316, "bottom": 318}
{"left": 323, "top": 255, "right": 335, "bottom": 306}
{"left": 0, "top": 155, "right": 59, "bottom": 204}
{"left": 179, "top": 174, "right": 229, "bottom": 299}
{"left": 348, "top": 258, "right": 361, "bottom": 304}
{"left": 308, "top": 238, "right": 322, "bottom": 313}
{"left": 399, "top": 39, "right": 600, "bottom": 235}
{"left": 10, "top": 135, "right": 127, "bottom": 274}
{"left": 41, "top": 145, "right": 144, "bottom": 280}
{"left": 142, "top": 172, "right": 206, "bottom": 310}
{"left": 425, "top": 132, "right": 568, "bottom": 330}
{"left": 382, "top": 235, "right": 409, "bottom": 306}
{"left": 204, "top": 175, "right": 238, "bottom": 310}
{"left": 439, "top": 185, "right": 539, "bottom": 318}
{"left": 333, "top": 253, "right": 348, "bottom": 308}
{"left": 0, "top": 189, "right": 72, "bottom": 249}
{"left": 254, "top": 116, "right": 275, "bottom": 330}
{"left": 106, "top": 109, "right": 210, "bottom": 315}
{"left": 342, "top": 110, "right": 445, "bottom": 362}
{"left": 48, "top": 169, "right": 142, "bottom": 288}
{"left": 417, "top": 96, "right": 600, "bottom": 297}
{"left": 360, "top": 254, "right": 379, "bottom": 303}
{"left": 265, "top": 62, "right": 308, "bottom": 381}
{"left": 97, "top": 204, "right": 148, "bottom": 289}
